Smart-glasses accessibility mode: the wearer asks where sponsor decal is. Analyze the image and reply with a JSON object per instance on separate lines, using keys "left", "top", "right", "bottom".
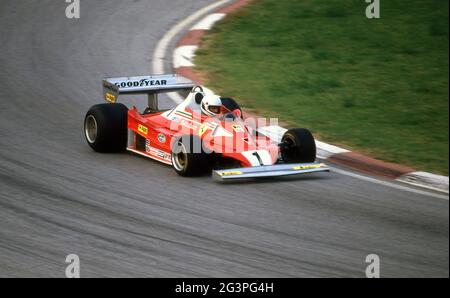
{"left": 157, "top": 133, "right": 166, "bottom": 143}
{"left": 219, "top": 171, "right": 243, "bottom": 176}
{"left": 115, "top": 79, "right": 167, "bottom": 89}
{"left": 138, "top": 124, "right": 148, "bottom": 135}
{"left": 174, "top": 110, "right": 193, "bottom": 120}
{"left": 292, "top": 164, "right": 325, "bottom": 170}
{"left": 146, "top": 145, "right": 171, "bottom": 161}
{"left": 232, "top": 125, "right": 244, "bottom": 133}
{"left": 104, "top": 92, "right": 116, "bottom": 103}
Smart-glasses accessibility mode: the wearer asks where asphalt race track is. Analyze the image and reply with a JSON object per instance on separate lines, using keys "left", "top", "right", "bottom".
{"left": 0, "top": 0, "right": 448, "bottom": 277}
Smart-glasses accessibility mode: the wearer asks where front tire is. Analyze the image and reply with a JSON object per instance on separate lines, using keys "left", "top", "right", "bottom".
{"left": 84, "top": 103, "right": 128, "bottom": 152}
{"left": 281, "top": 128, "right": 316, "bottom": 163}
{"left": 171, "top": 135, "right": 210, "bottom": 176}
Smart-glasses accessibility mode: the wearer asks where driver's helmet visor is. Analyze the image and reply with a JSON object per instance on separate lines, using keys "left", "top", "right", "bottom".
{"left": 208, "top": 105, "right": 221, "bottom": 115}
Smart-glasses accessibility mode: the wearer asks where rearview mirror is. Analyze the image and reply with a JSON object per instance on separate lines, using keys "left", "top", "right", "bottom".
{"left": 232, "top": 109, "right": 242, "bottom": 119}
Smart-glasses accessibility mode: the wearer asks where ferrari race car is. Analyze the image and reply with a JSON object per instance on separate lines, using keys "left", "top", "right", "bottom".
{"left": 84, "top": 74, "right": 329, "bottom": 180}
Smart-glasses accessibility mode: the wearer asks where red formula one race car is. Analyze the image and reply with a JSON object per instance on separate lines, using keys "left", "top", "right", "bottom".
{"left": 84, "top": 74, "right": 329, "bottom": 180}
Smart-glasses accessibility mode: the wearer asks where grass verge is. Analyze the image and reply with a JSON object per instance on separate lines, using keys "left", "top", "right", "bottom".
{"left": 195, "top": 0, "right": 449, "bottom": 175}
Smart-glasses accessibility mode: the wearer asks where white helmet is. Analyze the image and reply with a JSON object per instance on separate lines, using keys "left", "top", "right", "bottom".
{"left": 201, "top": 94, "right": 222, "bottom": 117}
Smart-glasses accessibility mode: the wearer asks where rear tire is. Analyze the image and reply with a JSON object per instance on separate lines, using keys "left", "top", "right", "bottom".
{"left": 171, "top": 135, "right": 211, "bottom": 176}
{"left": 281, "top": 128, "right": 316, "bottom": 163}
{"left": 84, "top": 103, "right": 128, "bottom": 153}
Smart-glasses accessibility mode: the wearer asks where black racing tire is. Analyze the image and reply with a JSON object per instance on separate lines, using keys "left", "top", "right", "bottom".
{"left": 281, "top": 128, "right": 316, "bottom": 163}
{"left": 84, "top": 103, "right": 128, "bottom": 153}
{"left": 171, "top": 135, "right": 211, "bottom": 177}
{"left": 221, "top": 97, "right": 242, "bottom": 118}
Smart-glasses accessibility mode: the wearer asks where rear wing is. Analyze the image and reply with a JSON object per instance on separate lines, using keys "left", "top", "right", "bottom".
{"left": 102, "top": 74, "right": 194, "bottom": 108}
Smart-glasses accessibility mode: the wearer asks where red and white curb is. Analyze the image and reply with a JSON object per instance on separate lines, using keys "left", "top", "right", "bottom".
{"left": 161, "top": 0, "right": 449, "bottom": 194}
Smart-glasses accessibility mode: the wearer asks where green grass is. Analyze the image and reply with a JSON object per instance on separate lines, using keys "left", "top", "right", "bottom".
{"left": 195, "top": 0, "right": 449, "bottom": 175}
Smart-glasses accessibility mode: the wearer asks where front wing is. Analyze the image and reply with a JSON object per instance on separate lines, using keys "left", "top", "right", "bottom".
{"left": 213, "top": 163, "right": 330, "bottom": 181}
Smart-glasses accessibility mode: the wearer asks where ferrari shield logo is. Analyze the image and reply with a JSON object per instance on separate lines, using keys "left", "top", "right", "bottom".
{"left": 199, "top": 124, "right": 208, "bottom": 137}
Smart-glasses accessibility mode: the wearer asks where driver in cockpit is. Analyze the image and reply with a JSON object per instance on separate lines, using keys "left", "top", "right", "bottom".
{"left": 200, "top": 94, "right": 223, "bottom": 117}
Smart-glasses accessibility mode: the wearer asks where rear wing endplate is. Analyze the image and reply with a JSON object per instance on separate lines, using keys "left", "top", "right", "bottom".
{"left": 102, "top": 74, "right": 194, "bottom": 103}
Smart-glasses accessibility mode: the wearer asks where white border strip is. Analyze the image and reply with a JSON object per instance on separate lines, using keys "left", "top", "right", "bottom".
{"left": 332, "top": 167, "right": 448, "bottom": 200}
{"left": 173, "top": 45, "right": 198, "bottom": 68}
{"left": 191, "top": 13, "right": 226, "bottom": 30}
{"left": 397, "top": 172, "right": 449, "bottom": 194}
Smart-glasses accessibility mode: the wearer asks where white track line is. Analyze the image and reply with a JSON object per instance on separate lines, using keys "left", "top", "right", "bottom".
{"left": 331, "top": 167, "right": 448, "bottom": 200}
